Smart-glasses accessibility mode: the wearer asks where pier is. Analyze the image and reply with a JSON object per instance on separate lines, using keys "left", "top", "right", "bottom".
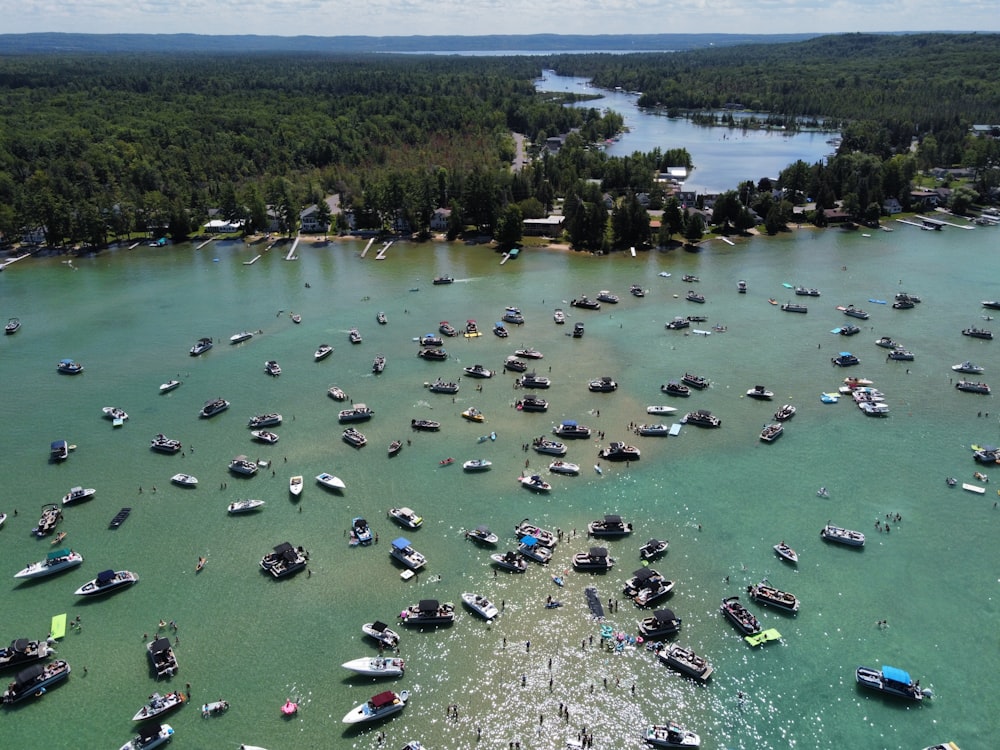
{"left": 127, "top": 242, "right": 141, "bottom": 250}
{"left": 243, "top": 254, "right": 262, "bottom": 265}
{"left": 285, "top": 236, "right": 300, "bottom": 260}
{"left": 914, "top": 215, "right": 974, "bottom": 230}
{"left": 360, "top": 237, "right": 376, "bottom": 258}
{"left": 375, "top": 241, "right": 392, "bottom": 260}
{"left": 195, "top": 238, "right": 214, "bottom": 250}
{"left": 0, "top": 253, "right": 31, "bottom": 270}
{"left": 718, "top": 237, "right": 735, "bottom": 246}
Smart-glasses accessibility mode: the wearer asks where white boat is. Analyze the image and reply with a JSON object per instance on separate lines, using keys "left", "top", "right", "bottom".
{"left": 820, "top": 524, "right": 866, "bottom": 546}
{"left": 463, "top": 459, "right": 493, "bottom": 471}
{"left": 264, "top": 360, "right": 282, "bottom": 376}
{"left": 171, "top": 473, "right": 198, "bottom": 488}
{"left": 14, "top": 548, "right": 84, "bottom": 579}
{"left": 103, "top": 406, "right": 129, "bottom": 421}
{"left": 150, "top": 434, "right": 182, "bottom": 453}
{"left": 390, "top": 537, "right": 426, "bottom": 570}
{"left": 638, "top": 423, "right": 671, "bottom": 436}
{"left": 362, "top": 621, "right": 400, "bottom": 648}
{"left": 131, "top": 690, "right": 186, "bottom": 722}
{"left": 532, "top": 438, "right": 567, "bottom": 456}
{"left": 548, "top": 460, "right": 580, "bottom": 475}
{"left": 515, "top": 521, "right": 557, "bottom": 547}
{"left": 159, "top": 379, "right": 182, "bottom": 393}
{"left": 339, "top": 404, "right": 374, "bottom": 423}
{"left": 228, "top": 499, "right": 265, "bottom": 514}
{"left": 199, "top": 398, "right": 230, "bottom": 418}
{"left": 490, "top": 551, "right": 528, "bottom": 572}
{"left": 229, "top": 455, "right": 258, "bottom": 475}
{"left": 251, "top": 430, "right": 279, "bottom": 444}
{"left": 518, "top": 539, "right": 553, "bottom": 563}
{"left": 327, "top": 385, "right": 348, "bottom": 401}
{"left": 645, "top": 722, "right": 700, "bottom": 748}
{"left": 260, "top": 542, "right": 308, "bottom": 578}
{"left": 520, "top": 474, "right": 552, "bottom": 492}
{"left": 952, "top": 361, "right": 984, "bottom": 374}
{"left": 773, "top": 541, "right": 798, "bottom": 563}
{"left": 461, "top": 592, "right": 500, "bottom": 620}
{"left": 342, "top": 428, "right": 367, "bottom": 448}
{"left": 147, "top": 636, "right": 179, "bottom": 679}
{"left": 74, "top": 569, "right": 138, "bottom": 596}
{"left": 553, "top": 308, "right": 566, "bottom": 324}
{"left": 119, "top": 723, "right": 174, "bottom": 750}
{"left": 189, "top": 338, "right": 213, "bottom": 356}
{"left": 463, "top": 364, "right": 493, "bottom": 379}
{"left": 316, "top": 473, "right": 346, "bottom": 490}
{"left": 639, "top": 539, "right": 668, "bottom": 560}
{"left": 61, "top": 486, "right": 96, "bottom": 505}
{"left": 289, "top": 476, "right": 303, "bottom": 497}
{"left": 399, "top": 599, "right": 455, "bottom": 626}
{"left": 646, "top": 405, "right": 678, "bottom": 415}
{"left": 315, "top": 344, "right": 334, "bottom": 361}
{"left": 230, "top": 330, "right": 254, "bottom": 344}
{"left": 342, "top": 689, "right": 409, "bottom": 724}
{"left": 341, "top": 656, "right": 405, "bottom": 677}
{"left": 388, "top": 506, "right": 422, "bottom": 528}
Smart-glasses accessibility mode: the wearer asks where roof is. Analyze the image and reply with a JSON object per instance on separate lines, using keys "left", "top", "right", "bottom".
{"left": 392, "top": 537, "right": 411, "bottom": 550}
{"left": 633, "top": 568, "right": 655, "bottom": 581}
{"left": 653, "top": 609, "right": 677, "bottom": 622}
{"left": 48, "top": 548, "right": 71, "bottom": 560}
{"left": 138, "top": 725, "right": 164, "bottom": 743}
{"left": 561, "top": 420, "right": 577, "bottom": 427}
{"left": 882, "top": 665, "right": 912, "bottom": 685}
{"left": 418, "top": 599, "right": 439, "bottom": 611}
{"left": 521, "top": 535, "right": 538, "bottom": 546}
{"left": 15, "top": 663, "right": 46, "bottom": 686}
{"left": 371, "top": 620, "right": 389, "bottom": 631}
{"left": 96, "top": 569, "right": 115, "bottom": 584}
{"left": 589, "top": 547, "right": 608, "bottom": 557}
{"left": 604, "top": 514, "right": 622, "bottom": 524}
{"left": 370, "top": 691, "right": 397, "bottom": 708}
{"left": 149, "top": 637, "right": 172, "bottom": 655}
{"left": 273, "top": 542, "right": 294, "bottom": 554}
{"left": 475, "top": 525, "right": 491, "bottom": 535}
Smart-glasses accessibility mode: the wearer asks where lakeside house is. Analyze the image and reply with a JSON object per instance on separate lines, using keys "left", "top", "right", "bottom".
{"left": 204, "top": 219, "right": 245, "bottom": 233}
{"left": 430, "top": 208, "right": 451, "bottom": 232}
{"left": 523, "top": 215, "right": 565, "bottom": 236}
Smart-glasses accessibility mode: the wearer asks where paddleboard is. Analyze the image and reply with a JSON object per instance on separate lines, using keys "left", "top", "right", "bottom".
{"left": 782, "top": 283, "right": 793, "bottom": 288}
{"left": 50, "top": 613, "right": 67, "bottom": 639}
{"left": 835, "top": 305, "right": 847, "bottom": 311}
{"left": 669, "top": 423, "right": 682, "bottom": 436}
{"left": 830, "top": 328, "right": 842, "bottom": 334}
{"left": 594, "top": 465, "right": 603, "bottom": 475}
{"left": 869, "top": 299, "right": 887, "bottom": 304}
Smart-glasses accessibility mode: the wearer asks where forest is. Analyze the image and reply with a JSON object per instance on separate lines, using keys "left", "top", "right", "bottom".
{"left": 0, "top": 33, "right": 998, "bottom": 251}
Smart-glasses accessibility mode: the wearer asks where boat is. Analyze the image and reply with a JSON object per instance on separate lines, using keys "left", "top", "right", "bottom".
{"left": 952, "top": 361, "right": 984, "bottom": 374}
{"left": 349, "top": 327, "right": 363, "bottom": 344}
{"left": 780, "top": 303, "right": 808, "bottom": 313}
{"left": 520, "top": 474, "right": 552, "bottom": 493}
{"left": 159, "top": 379, "right": 181, "bottom": 394}
{"left": 399, "top": 599, "right": 455, "bottom": 626}
{"left": 466, "top": 525, "right": 498, "bottom": 545}
{"left": 843, "top": 305, "right": 870, "bottom": 319}
{"left": 339, "top": 404, "right": 374, "bottom": 422}
{"left": 665, "top": 317, "right": 690, "bottom": 330}
{"left": 362, "top": 621, "right": 401, "bottom": 648}
{"left": 132, "top": 691, "right": 186, "bottom": 722}
{"left": 858, "top": 401, "right": 891, "bottom": 416}
{"left": 518, "top": 372, "right": 551, "bottom": 389}
{"left": 746, "top": 385, "right": 774, "bottom": 400}
{"left": 150, "top": 434, "right": 182, "bottom": 453}
{"left": 516, "top": 395, "right": 549, "bottom": 412}
{"left": 661, "top": 381, "right": 690, "bottom": 397}
{"left": 230, "top": 331, "right": 254, "bottom": 344}
{"left": 571, "top": 296, "right": 600, "bottom": 310}
{"left": 624, "top": 568, "right": 674, "bottom": 605}
{"left": 962, "top": 327, "right": 993, "bottom": 340}
{"left": 341, "top": 656, "right": 405, "bottom": 677}
{"left": 316, "top": 473, "right": 346, "bottom": 491}
{"left": 892, "top": 297, "right": 915, "bottom": 310}
{"left": 389, "top": 537, "right": 426, "bottom": 570}
{"left": 376, "top": 311, "right": 387, "bottom": 325}
{"left": 61, "top": 486, "right": 96, "bottom": 505}
{"left": 195, "top": 556, "right": 206, "bottom": 572}
{"left": 0, "top": 639, "right": 53, "bottom": 671}
{"left": 351, "top": 517, "right": 373, "bottom": 546}
{"left": 199, "top": 398, "right": 230, "bottom": 418}
{"left": 588, "top": 376, "right": 618, "bottom": 392}
{"left": 74, "top": 569, "right": 138, "bottom": 596}
{"left": 419, "top": 333, "right": 443, "bottom": 347}
{"left": 645, "top": 722, "right": 701, "bottom": 748}
{"left": 572, "top": 547, "right": 615, "bottom": 571}
{"left": 720, "top": 596, "right": 762, "bottom": 636}
{"left": 956, "top": 380, "right": 991, "bottom": 394}
{"left": 388, "top": 507, "right": 422, "bottom": 529}
{"left": 464, "top": 320, "right": 480, "bottom": 337}
{"left": 594, "top": 290, "right": 618, "bottom": 304}
{"left": 101, "top": 406, "right": 129, "bottom": 424}
{"left": 856, "top": 665, "right": 926, "bottom": 701}
{"left": 973, "top": 446, "right": 1000, "bottom": 464}
{"left": 1, "top": 659, "right": 71, "bottom": 704}
{"left": 647, "top": 405, "right": 678, "bottom": 415}
{"left": 515, "top": 521, "right": 557, "bottom": 547}
{"left": 109, "top": 507, "right": 132, "bottom": 529}
{"left": 229, "top": 455, "right": 258, "bottom": 475}
{"left": 119, "top": 723, "right": 174, "bottom": 750}
{"left": 572, "top": 322, "right": 585, "bottom": 337}
{"left": 248, "top": 413, "right": 282, "bottom": 429}
{"left": 820, "top": 524, "right": 866, "bottom": 546}
{"left": 372, "top": 354, "right": 386, "bottom": 373}
{"left": 259, "top": 542, "right": 308, "bottom": 578}
{"left": 228, "top": 499, "right": 265, "bottom": 514}
{"left": 685, "top": 290, "right": 706, "bottom": 304}
{"left": 34, "top": 503, "right": 62, "bottom": 537}
{"left": 737, "top": 279, "right": 747, "bottom": 293}
{"left": 599, "top": 441, "right": 641, "bottom": 460}
{"left": 553, "top": 308, "right": 566, "bottom": 324}
{"left": 4, "top": 317, "right": 20, "bottom": 334}
{"left": 425, "top": 378, "right": 459, "bottom": 393}
{"left": 639, "top": 538, "right": 668, "bottom": 560}
{"left": 553, "top": 420, "right": 591, "bottom": 438}
{"left": 548, "top": 460, "right": 580, "bottom": 475}
{"left": 463, "top": 364, "right": 493, "bottom": 378}
{"left": 888, "top": 348, "right": 915, "bottom": 361}
{"left": 588, "top": 514, "right": 633, "bottom": 537}
{"left": 343, "top": 427, "right": 368, "bottom": 448}
{"left": 748, "top": 581, "right": 799, "bottom": 612}
{"left": 56, "top": 358, "right": 84, "bottom": 374}
{"left": 461, "top": 592, "right": 500, "bottom": 620}
{"left": 189, "top": 337, "right": 213, "bottom": 356}
{"left": 831, "top": 352, "right": 860, "bottom": 367}
{"left": 875, "top": 336, "right": 898, "bottom": 349}
{"left": 461, "top": 407, "right": 486, "bottom": 423}
{"left": 760, "top": 423, "right": 783, "bottom": 442}
{"left": 774, "top": 541, "right": 798, "bottom": 563}
{"left": 794, "top": 286, "right": 821, "bottom": 297}
{"left": 262, "top": 359, "right": 282, "bottom": 377}
{"left": 502, "top": 306, "right": 525, "bottom": 324}
{"left": 439, "top": 321, "right": 458, "bottom": 336}
{"left": 514, "top": 347, "right": 544, "bottom": 359}
{"left": 502, "top": 357, "right": 528, "bottom": 374}
{"left": 387, "top": 440, "right": 403, "bottom": 457}
{"left": 922, "top": 744, "right": 960, "bottom": 750}
{"left": 983, "top": 301, "right": 1000, "bottom": 310}
{"left": 532, "top": 437, "right": 567, "bottom": 456}
{"left": 638, "top": 609, "right": 682, "bottom": 639}
{"left": 410, "top": 419, "right": 441, "bottom": 432}
{"left": 251, "top": 430, "right": 280, "bottom": 445}
{"left": 679, "top": 373, "right": 709, "bottom": 390}
{"left": 837, "top": 324, "right": 860, "bottom": 336}
{"left": 13, "top": 547, "right": 84, "bottom": 580}
{"left": 433, "top": 276, "right": 454, "bottom": 285}
{"left": 682, "top": 410, "right": 721, "bottom": 428}
{"left": 327, "top": 385, "right": 348, "bottom": 401}
{"left": 341, "top": 689, "right": 409, "bottom": 724}
{"left": 462, "top": 458, "right": 492, "bottom": 471}
{"left": 287, "top": 476, "right": 304, "bottom": 497}
{"left": 490, "top": 551, "right": 528, "bottom": 573}
{"left": 315, "top": 344, "right": 334, "bottom": 361}
{"left": 147, "top": 636, "right": 179, "bottom": 678}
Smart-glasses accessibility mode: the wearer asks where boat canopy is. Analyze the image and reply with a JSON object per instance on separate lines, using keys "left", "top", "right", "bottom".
{"left": 653, "top": 609, "right": 678, "bottom": 623}
{"left": 149, "top": 637, "right": 172, "bottom": 656}
{"left": 14, "top": 663, "right": 46, "bottom": 687}
{"left": 645, "top": 538, "right": 663, "bottom": 548}
{"left": 273, "top": 542, "right": 294, "bottom": 555}
{"left": 475, "top": 525, "right": 492, "bottom": 535}
{"left": 392, "top": 537, "right": 411, "bottom": 550}
{"left": 521, "top": 535, "right": 538, "bottom": 547}
{"left": 589, "top": 547, "right": 608, "bottom": 558}
{"left": 138, "top": 725, "right": 165, "bottom": 743}
{"left": 48, "top": 548, "right": 71, "bottom": 560}
{"left": 418, "top": 599, "right": 439, "bottom": 612}
{"left": 371, "top": 621, "right": 390, "bottom": 632}
{"left": 839, "top": 352, "right": 853, "bottom": 357}
{"left": 370, "top": 691, "right": 398, "bottom": 709}
{"left": 561, "top": 420, "right": 578, "bottom": 427}
{"left": 633, "top": 568, "right": 656, "bottom": 581}
{"left": 604, "top": 514, "right": 622, "bottom": 524}
{"left": 881, "top": 665, "right": 913, "bottom": 685}
{"left": 10, "top": 638, "right": 30, "bottom": 653}
{"left": 96, "top": 569, "right": 115, "bottom": 584}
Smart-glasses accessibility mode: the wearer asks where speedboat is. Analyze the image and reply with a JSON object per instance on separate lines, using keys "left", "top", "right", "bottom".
{"left": 553, "top": 308, "right": 566, "bottom": 324}
{"left": 625, "top": 568, "right": 674, "bottom": 605}
{"left": 0, "top": 639, "right": 52, "bottom": 672}
{"left": 14, "top": 548, "right": 84, "bottom": 579}
{"left": 289, "top": 475, "right": 303, "bottom": 497}
{"left": 339, "top": 404, "right": 374, "bottom": 422}
{"left": 462, "top": 458, "right": 492, "bottom": 471}
{"left": 572, "top": 322, "right": 585, "bottom": 338}
{"left": 746, "top": 385, "right": 774, "bottom": 400}
{"left": 656, "top": 643, "right": 712, "bottom": 681}
{"left": 856, "top": 665, "right": 926, "bottom": 701}
{"left": 572, "top": 547, "right": 614, "bottom": 571}
{"left": 327, "top": 385, "right": 348, "bottom": 401}
{"left": 75, "top": 569, "right": 138, "bottom": 596}
{"left": 171, "top": 473, "right": 198, "bottom": 488}
{"left": 464, "top": 320, "right": 480, "bottom": 337}
{"left": 597, "top": 290, "right": 619, "bottom": 303}
{"left": 518, "top": 372, "right": 551, "bottom": 389}
{"left": 820, "top": 524, "right": 865, "bottom": 546}
{"left": 103, "top": 406, "right": 129, "bottom": 421}
{"left": 638, "top": 423, "right": 671, "bottom": 436}
{"left": 831, "top": 352, "right": 860, "bottom": 367}
{"left": 362, "top": 621, "right": 400, "bottom": 648}
{"left": 351, "top": 517, "right": 373, "bottom": 545}
{"left": 681, "top": 274, "right": 699, "bottom": 282}
{"left": 571, "top": 296, "right": 600, "bottom": 310}
{"left": 411, "top": 419, "right": 441, "bottom": 431}
{"left": 248, "top": 413, "right": 282, "bottom": 428}
{"left": 515, "top": 520, "right": 557, "bottom": 547}
{"left": 343, "top": 428, "right": 368, "bottom": 448}
{"left": 588, "top": 514, "right": 633, "bottom": 537}
{"left": 56, "top": 358, "right": 84, "bottom": 374}
{"left": 151, "top": 434, "right": 182, "bottom": 453}
{"left": 859, "top": 401, "right": 890, "bottom": 416}
{"left": 760, "top": 423, "right": 783, "bottom": 442}
{"left": 548, "top": 460, "right": 580, "bottom": 475}
{"left": 147, "top": 636, "right": 179, "bottom": 679}
{"left": 631, "top": 284, "right": 646, "bottom": 297}
{"left": 341, "top": 656, "right": 405, "bottom": 677}
{"left": 461, "top": 592, "right": 499, "bottom": 620}
{"left": 647, "top": 405, "right": 678, "bottom": 415}
{"left": 159, "top": 379, "right": 181, "bottom": 393}
{"left": 433, "top": 275, "right": 454, "bottom": 285}
{"left": 490, "top": 551, "right": 528, "bottom": 573}
{"left": 228, "top": 456, "right": 258, "bottom": 475}
{"left": 875, "top": 336, "right": 899, "bottom": 348}
{"left": 773, "top": 404, "right": 796, "bottom": 421}
{"left": 425, "top": 379, "right": 459, "bottom": 393}
{"left": 720, "top": 596, "right": 762, "bottom": 636}
{"left": 504, "top": 356, "right": 528, "bottom": 372}
{"left": 389, "top": 537, "right": 426, "bottom": 570}
{"left": 645, "top": 723, "right": 700, "bottom": 748}
{"left": 34, "top": 503, "right": 62, "bottom": 537}
{"left": 439, "top": 321, "right": 458, "bottom": 336}
{"left": 372, "top": 354, "right": 386, "bottom": 373}
{"left": 228, "top": 499, "right": 265, "bottom": 514}
{"left": 466, "top": 525, "right": 498, "bottom": 544}
{"left": 463, "top": 364, "right": 493, "bottom": 378}
{"left": 189, "top": 337, "right": 213, "bottom": 356}
{"left": 639, "top": 538, "right": 668, "bottom": 560}
{"left": 315, "top": 344, "right": 334, "bottom": 361}
{"left": 520, "top": 474, "right": 552, "bottom": 492}
{"left": 260, "top": 542, "right": 308, "bottom": 578}
{"left": 132, "top": 690, "right": 186, "bottom": 722}
{"left": 119, "top": 723, "right": 174, "bottom": 750}
{"left": 376, "top": 311, "right": 387, "bottom": 325}
{"left": 461, "top": 407, "right": 486, "bottom": 422}
{"left": 199, "top": 398, "right": 230, "bottom": 418}
{"left": 388, "top": 507, "right": 422, "bottom": 529}
{"left": 956, "top": 380, "right": 990, "bottom": 394}
{"left": 514, "top": 347, "right": 544, "bottom": 359}
{"left": 316, "top": 473, "right": 346, "bottom": 490}
{"left": 4, "top": 317, "right": 20, "bottom": 334}
{"left": 588, "top": 376, "right": 618, "bottom": 392}
{"left": 62, "top": 486, "right": 96, "bottom": 505}
{"left": 599, "top": 442, "right": 641, "bottom": 460}
{"left": 952, "top": 361, "right": 984, "bottom": 374}
{"left": 399, "top": 599, "right": 455, "bottom": 626}
{"left": 888, "top": 348, "right": 914, "bottom": 361}
{"left": 342, "top": 689, "right": 409, "bottom": 724}
{"left": 516, "top": 395, "right": 548, "bottom": 412}
{"left": 661, "top": 381, "right": 690, "bottom": 397}
{"left": 666, "top": 317, "right": 690, "bottom": 330}
{"left": 230, "top": 331, "right": 254, "bottom": 344}
{"left": 773, "top": 541, "right": 798, "bottom": 563}
{"left": 553, "top": 420, "right": 590, "bottom": 438}
{"left": 2, "top": 660, "right": 71, "bottom": 704}
{"left": 532, "top": 438, "right": 567, "bottom": 456}
{"left": 264, "top": 360, "right": 282, "bottom": 376}
{"left": 349, "top": 327, "right": 363, "bottom": 344}
{"left": 637, "top": 608, "right": 682, "bottom": 638}
{"left": 737, "top": 280, "right": 747, "bottom": 293}
{"left": 251, "top": 430, "right": 279, "bottom": 444}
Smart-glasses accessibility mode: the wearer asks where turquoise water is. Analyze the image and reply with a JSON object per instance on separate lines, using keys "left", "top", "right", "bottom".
{"left": 1, "top": 226, "right": 998, "bottom": 750}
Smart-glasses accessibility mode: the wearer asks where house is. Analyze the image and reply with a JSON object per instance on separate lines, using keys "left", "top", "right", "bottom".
{"left": 909, "top": 190, "right": 939, "bottom": 209}
{"left": 430, "top": 208, "right": 451, "bottom": 231}
{"left": 523, "top": 215, "right": 565, "bottom": 236}
{"left": 21, "top": 226, "right": 47, "bottom": 245}
{"left": 204, "top": 219, "right": 244, "bottom": 233}
{"left": 882, "top": 198, "right": 902, "bottom": 215}
{"left": 299, "top": 205, "right": 327, "bottom": 234}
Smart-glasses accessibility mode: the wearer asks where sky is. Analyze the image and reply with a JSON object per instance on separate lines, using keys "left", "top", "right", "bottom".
{"left": 3, "top": 0, "right": 998, "bottom": 37}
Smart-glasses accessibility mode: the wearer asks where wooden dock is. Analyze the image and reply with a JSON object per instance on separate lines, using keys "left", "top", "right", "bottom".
{"left": 243, "top": 254, "right": 262, "bottom": 265}
{"left": 0, "top": 253, "right": 31, "bottom": 270}
{"left": 285, "top": 236, "right": 300, "bottom": 260}
{"left": 500, "top": 252, "right": 510, "bottom": 265}
{"left": 915, "top": 215, "right": 974, "bottom": 230}
{"left": 195, "top": 238, "right": 215, "bottom": 250}
{"left": 360, "top": 237, "right": 376, "bottom": 258}
{"left": 375, "top": 241, "right": 392, "bottom": 260}
{"left": 718, "top": 237, "right": 735, "bottom": 246}
{"left": 127, "top": 242, "right": 141, "bottom": 250}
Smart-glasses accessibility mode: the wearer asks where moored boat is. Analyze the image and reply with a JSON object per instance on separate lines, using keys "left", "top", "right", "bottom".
{"left": 463, "top": 364, "right": 493, "bottom": 379}
{"left": 132, "top": 690, "right": 186, "bottom": 722}
{"left": 260, "top": 542, "right": 308, "bottom": 578}
{"left": 666, "top": 317, "right": 690, "bottom": 330}
{"left": 553, "top": 308, "right": 566, "bottom": 324}
{"left": 773, "top": 404, "right": 796, "bottom": 421}
{"left": 461, "top": 407, "right": 486, "bottom": 422}
{"left": 548, "top": 460, "right": 580, "bottom": 475}
{"left": 588, "top": 514, "right": 633, "bottom": 537}
{"left": 514, "top": 347, "right": 544, "bottom": 359}
{"left": 147, "top": 636, "right": 179, "bottom": 678}
{"left": 518, "top": 372, "right": 551, "bottom": 389}
{"left": 747, "top": 581, "right": 799, "bottom": 612}
{"left": 720, "top": 596, "right": 762, "bottom": 636}
{"left": 662, "top": 381, "right": 690, "bottom": 397}
{"left": 62, "top": 486, "right": 96, "bottom": 505}
{"left": 831, "top": 352, "right": 860, "bottom": 366}
{"left": 289, "top": 475, "right": 303, "bottom": 496}
{"left": 1, "top": 660, "right": 71, "bottom": 704}
{"left": 264, "top": 360, "right": 282, "bottom": 376}
{"left": 327, "top": 385, "right": 348, "bottom": 401}
{"left": 589, "top": 376, "right": 618, "bottom": 392}
{"left": 520, "top": 474, "right": 552, "bottom": 492}
{"left": 553, "top": 420, "right": 591, "bottom": 438}
{"left": 4, "top": 317, "right": 20, "bottom": 334}
{"left": 572, "top": 546, "right": 614, "bottom": 571}
{"left": 351, "top": 517, "right": 373, "bottom": 545}
{"left": 339, "top": 404, "right": 374, "bottom": 422}
{"left": 490, "top": 551, "right": 528, "bottom": 573}
{"left": 343, "top": 427, "right": 368, "bottom": 448}
{"left": 466, "top": 525, "right": 499, "bottom": 544}
{"left": 228, "top": 455, "right": 258, "bottom": 475}
{"left": 314, "top": 344, "right": 334, "bottom": 361}
{"left": 388, "top": 507, "right": 422, "bottom": 529}
{"left": 516, "top": 395, "right": 549, "bottom": 412}
{"left": 952, "top": 361, "right": 984, "bottom": 374}
{"left": 962, "top": 327, "right": 993, "bottom": 340}
{"left": 656, "top": 643, "right": 713, "bottom": 681}
{"left": 794, "top": 286, "right": 821, "bottom": 296}
{"left": 637, "top": 608, "right": 681, "bottom": 638}
{"left": 341, "top": 689, "right": 409, "bottom": 724}
{"left": 781, "top": 302, "right": 808, "bottom": 313}
{"left": 411, "top": 419, "right": 441, "bottom": 431}
{"left": 34, "top": 503, "right": 62, "bottom": 537}
{"left": 362, "top": 621, "right": 400, "bottom": 648}
{"left": 645, "top": 722, "right": 701, "bottom": 748}
{"left": 773, "top": 541, "right": 798, "bottom": 563}
{"left": 682, "top": 410, "right": 721, "bottom": 428}
{"left": 199, "top": 398, "right": 229, "bottom": 418}
{"left": 389, "top": 537, "right": 426, "bottom": 570}
{"left": 228, "top": 498, "right": 265, "bottom": 514}
{"left": 230, "top": 330, "right": 254, "bottom": 344}
{"left": 341, "top": 656, "right": 405, "bottom": 677}
{"left": 461, "top": 592, "right": 500, "bottom": 620}
{"left": 75, "top": 569, "right": 138, "bottom": 596}
{"left": 56, "top": 358, "right": 84, "bottom": 374}
{"left": 843, "top": 305, "right": 869, "bottom": 319}
{"left": 119, "top": 723, "right": 174, "bottom": 750}
{"left": 956, "top": 380, "right": 990, "bottom": 394}
{"left": 171, "top": 473, "right": 198, "bottom": 488}
{"left": 189, "top": 337, "right": 213, "bottom": 356}
{"left": 251, "top": 430, "right": 279, "bottom": 444}
{"left": 599, "top": 441, "right": 641, "bottom": 460}
{"left": 159, "top": 379, "right": 182, "bottom": 393}
{"left": 760, "top": 423, "right": 783, "bottom": 442}
{"left": 532, "top": 437, "right": 567, "bottom": 456}
{"left": 0, "top": 638, "right": 53, "bottom": 670}
{"left": 515, "top": 520, "right": 557, "bottom": 547}
{"left": 439, "top": 321, "right": 458, "bottom": 336}
{"left": 316, "top": 473, "right": 346, "bottom": 490}
{"left": 349, "top": 327, "right": 362, "bottom": 344}
{"left": 462, "top": 458, "right": 492, "bottom": 472}
{"left": 639, "top": 538, "right": 668, "bottom": 560}
{"left": 875, "top": 336, "right": 898, "bottom": 349}
{"left": 685, "top": 290, "right": 705, "bottom": 303}
{"left": 571, "top": 296, "right": 600, "bottom": 310}
{"left": 856, "top": 665, "right": 926, "bottom": 701}
{"left": 820, "top": 524, "right": 865, "bottom": 546}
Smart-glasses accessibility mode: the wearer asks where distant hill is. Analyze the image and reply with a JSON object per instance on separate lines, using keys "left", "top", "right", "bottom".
{"left": 0, "top": 32, "right": 822, "bottom": 55}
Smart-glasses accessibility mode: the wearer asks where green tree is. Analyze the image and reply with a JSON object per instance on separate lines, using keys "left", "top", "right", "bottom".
{"left": 494, "top": 203, "right": 523, "bottom": 250}
{"left": 684, "top": 213, "right": 705, "bottom": 246}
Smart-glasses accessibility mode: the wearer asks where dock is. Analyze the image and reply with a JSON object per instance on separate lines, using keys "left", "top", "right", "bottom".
{"left": 375, "top": 241, "right": 392, "bottom": 260}
{"left": 127, "top": 242, "right": 141, "bottom": 250}
{"left": 285, "top": 236, "right": 300, "bottom": 260}
{"left": 915, "top": 214, "right": 974, "bottom": 230}
{"left": 718, "top": 237, "right": 735, "bottom": 246}
{"left": 0, "top": 253, "right": 31, "bottom": 270}
{"left": 243, "top": 254, "right": 262, "bottom": 265}
{"left": 629, "top": 246, "right": 637, "bottom": 256}
{"left": 195, "top": 238, "right": 215, "bottom": 250}
{"left": 360, "top": 237, "right": 376, "bottom": 258}
{"left": 500, "top": 252, "right": 510, "bottom": 265}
